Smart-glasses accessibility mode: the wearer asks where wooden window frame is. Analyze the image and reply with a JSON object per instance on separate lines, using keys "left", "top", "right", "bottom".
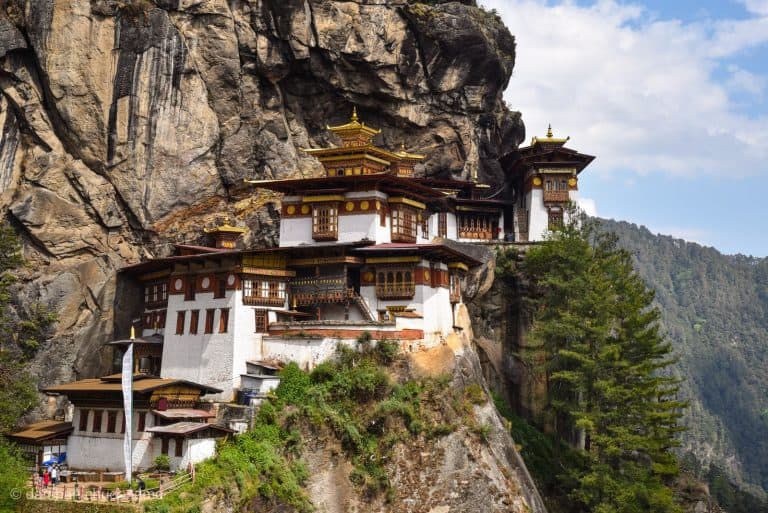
{"left": 175, "top": 311, "right": 186, "bottom": 335}
{"left": 106, "top": 410, "right": 117, "bottom": 433}
{"left": 391, "top": 206, "right": 417, "bottom": 243}
{"left": 161, "top": 437, "right": 169, "bottom": 455}
{"left": 449, "top": 273, "right": 461, "bottom": 303}
{"left": 312, "top": 203, "right": 338, "bottom": 241}
{"left": 79, "top": 409, "right": 90, "bottom": 432}
{"left": 214, "top": 275, "right": 227, "bottom": 299}
{"left": 376, "top": 267, "right": 416, "bottom": 299}
{"left": 137, "top": 411, "right": 147, "bottom": 432}
{"left": 458, "top": 214, "right": 494, "bottom": 240}
{"left": 219, "top": 308, "right": 229, "bottom": 333}
{"left": 174, "top": 438, "right": 183, "bottom": 457}
{"left": 204, "top": 309, "right": 215, "bottom": 334}
{"left": 184, "top": 277, "right": 196, "bottom": 301}
{"left": 144, "top": 281, "right": 169, "bottom": 308}
{"left": 189, "top": 310, "right": 199, "bottom": 335}
{"left": 548, "top": 209, "right": 564, "bottom": 230}
{"left": 92, "top": 410, "right": 103, "bottom": 433}
{"left": 437, "top": 212, "right": 447, "bottom": 238}
{"left": 243, "top": 278, "right": 286, "bottom": 306}
{"left": 254, "top": 309, "right": 268, "bottom": 333}
{"left": 430, "top": 264, "right": 440, "bottom": 288}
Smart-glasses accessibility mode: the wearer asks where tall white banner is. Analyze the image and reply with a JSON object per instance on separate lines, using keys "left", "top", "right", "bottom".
{"left": 121, "top": 341, "right": 133, "bottom": 483}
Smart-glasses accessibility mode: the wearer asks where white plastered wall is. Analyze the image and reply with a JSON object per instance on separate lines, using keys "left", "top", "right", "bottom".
{"left": 67, "top": 407, "right": 157, "bottom": 471}
{"left": 526, "top": 188, "right": 549, "bottom": 242}
{"left": 162, "top": 291, "right": 237, "bottom": 398}
{"left": 162, "top": 287, "right": 285, "bottom": 400}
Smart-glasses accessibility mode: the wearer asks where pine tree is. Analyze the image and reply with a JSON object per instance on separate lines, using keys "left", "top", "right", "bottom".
{"left": 521, "top": 208, "right": 685, "bottom": 512}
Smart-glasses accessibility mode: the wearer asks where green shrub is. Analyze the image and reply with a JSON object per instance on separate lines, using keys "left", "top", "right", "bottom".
{"left": 374, "top": 339, "right": 399, "bottom": 365}
{"left": 276, "top": 363, "right": 310, "bottom": 405}
{"left": 309, "top": 361, "right": 336, "bottom": 383}
{"left": 464, "top": 383, "right": 487, "bottom": 405}
{"left": 154, "top": 454, "right": 170, "bottom": 471}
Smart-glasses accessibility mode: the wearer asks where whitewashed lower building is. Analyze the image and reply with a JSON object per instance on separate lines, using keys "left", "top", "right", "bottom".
{"left": 43, "top": 375, "right": 232, "bottom": 472}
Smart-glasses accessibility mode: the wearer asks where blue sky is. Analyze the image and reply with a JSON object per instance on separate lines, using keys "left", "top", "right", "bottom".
{"left": 480, "top": 0, "right": 768, "bottom": 256}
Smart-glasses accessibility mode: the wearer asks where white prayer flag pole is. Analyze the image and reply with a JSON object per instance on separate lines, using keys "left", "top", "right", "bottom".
{"left": 122, "top": 325, "right": 135, "bottom": 483}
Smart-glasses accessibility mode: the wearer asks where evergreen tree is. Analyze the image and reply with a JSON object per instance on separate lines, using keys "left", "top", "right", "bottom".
{"left": 520, "top": 208, "right": 685, "bottom": 512}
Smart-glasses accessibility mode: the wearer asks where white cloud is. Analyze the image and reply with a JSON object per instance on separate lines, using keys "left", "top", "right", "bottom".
{"left": 725, "top": 65, "right": 766, "bottom": 98}
{"left": 481, "top": 0, "right": 768, "bottom": 179}
{"left": 575, "top": 197, "right": 598, "bottom": 217}
{"left": 739, "top": 0, "right": 768, "bottom": 16}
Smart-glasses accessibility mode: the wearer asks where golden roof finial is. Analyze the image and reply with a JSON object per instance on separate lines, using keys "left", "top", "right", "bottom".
{"left": 351, "top": 106, "right": 358, "bottom": 123}
{"left": 531, "top": 124, "right": 569, "bottom": 147}
{"left": 204, "top": 216, "right": 246, "bottom": 234}
{"left": 394, "top": 142, "right": 426, "bottom": 160}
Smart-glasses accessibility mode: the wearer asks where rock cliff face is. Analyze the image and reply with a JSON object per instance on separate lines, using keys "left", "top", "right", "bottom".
{"left": 2, "top": 0, "right": 536, "bottom": 509}
{"left": 0, "top": 0, "right": 523, "bottom": 383}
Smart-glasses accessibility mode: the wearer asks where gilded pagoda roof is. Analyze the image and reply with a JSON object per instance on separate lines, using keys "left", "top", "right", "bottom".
{"left": 393, "top": 143, "right": 425, "bottom": 161}
{"left": 326, "top": 106, "right": 381, "bottom": 137}
{"left": 204, "top": 216, "right": 247, "bottom": 234}
{"left": 530, "top": 124, "right": 570, "bottom": 147}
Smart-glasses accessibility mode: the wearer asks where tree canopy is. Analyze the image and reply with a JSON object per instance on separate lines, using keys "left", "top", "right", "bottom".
{"left": 503, "top": 209, "right": 685, "bottom": 512}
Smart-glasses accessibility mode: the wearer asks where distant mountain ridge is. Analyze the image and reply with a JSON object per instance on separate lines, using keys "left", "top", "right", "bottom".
{"left": 598, "top": 218, "right": 768, "bottom": 497}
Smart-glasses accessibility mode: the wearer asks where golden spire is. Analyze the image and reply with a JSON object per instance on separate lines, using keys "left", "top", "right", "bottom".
{"left": 325, "top": 105, "right": 381, "bottom": 147}
{"left": 130, "top": 325, "right": 135, "bottom": 340}
{"left": 531, "top": 124, "right": 569, "bottom": 147}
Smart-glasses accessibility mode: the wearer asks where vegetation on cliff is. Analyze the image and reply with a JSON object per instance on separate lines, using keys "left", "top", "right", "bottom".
{"left": 145, "top": 337, "right": 493, "bottom": 513}
{"left": 600, "top": 218, "right": 768, "bottom": 505}
{"left": 497, "top": 212, "right": 685, "bottom": 512}
{"left": 0, "top": 226, "right": 57, "bottom": 512}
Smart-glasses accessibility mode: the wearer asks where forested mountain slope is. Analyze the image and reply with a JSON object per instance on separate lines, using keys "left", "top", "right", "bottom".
{"left": 599, "top": 218, "right": 768, "bottom": 496}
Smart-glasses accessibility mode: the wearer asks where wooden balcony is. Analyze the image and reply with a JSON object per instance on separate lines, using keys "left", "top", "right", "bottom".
{"left": 243, "top": 295, "right": 285, "bottom": 306}
{"left": 543, "top": 190, "right": 570, "bottom": 203}
{"left": 391, "top": 232, "right": 416, "bottom": 243}
{"left": 458, "top": 229, "right": 494, "bottom": 240}
{"left": 293, "top": 288, "right": 356, "bottom": 306}
{"left": 312, "top": 229, "right": 338, "bottom": 242}
{"left": 376, "top": 284, "right": 416, "bottom": 300}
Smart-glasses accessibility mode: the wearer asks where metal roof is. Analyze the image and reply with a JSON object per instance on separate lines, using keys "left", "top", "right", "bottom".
{"left": 106, "top": 334, "right": 164, "bottom": 346}
{"left": 152, "top": 409, "right": 215, "bottom": 420}
{"left": 43, "top": 375, "right": 222, "bottom": 395}
{"left": 352, "top": 242, "right": 482, "bottom": 266}
{"left": 7, "top": 420, "right": 73, "bottom": 443}
{"left": 146, "top": 422, "right": 234, "bottom": 436}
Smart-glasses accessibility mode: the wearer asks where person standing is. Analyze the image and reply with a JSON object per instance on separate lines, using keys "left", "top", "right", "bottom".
{"left": 42, "top": 468, "right": 50, "bottom": 488}
{"left": 51, "top": 465, "right": 58, "bottom": 486}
